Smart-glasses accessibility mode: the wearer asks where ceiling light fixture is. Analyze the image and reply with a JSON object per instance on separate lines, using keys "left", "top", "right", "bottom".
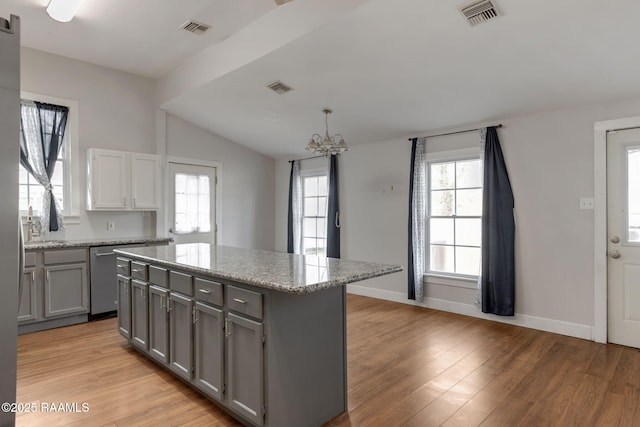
{"left": 46, "top": 0, "right": 84, "bottom": 23}
{"left": 305, "top": 108, "right": 348, "bottom": 156}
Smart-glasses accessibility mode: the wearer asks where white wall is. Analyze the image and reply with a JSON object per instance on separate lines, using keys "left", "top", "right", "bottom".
{"left": 275, "top": 95, "right": 640, "bottom": 340}
{"left": 20, "top": 48, "right": 157, "bottom": 240}
{"left": 166, "top": 114, "right": 275, "bottom": 250}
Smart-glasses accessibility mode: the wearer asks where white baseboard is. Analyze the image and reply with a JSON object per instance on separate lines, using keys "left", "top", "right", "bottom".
{"left": 346, "top": 284, "right": 593, "bottom": 341}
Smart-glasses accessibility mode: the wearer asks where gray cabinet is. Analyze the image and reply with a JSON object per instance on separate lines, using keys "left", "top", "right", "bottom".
{"left": 149, "top": 285, "right": 169, "bottom": 364}
{"left": 18, "top": 268, "right": 37, "bottom": 323}
{"left": 131, "top": 279, "right": 149, "bottom": 351}
{"left": 169, "top": 292, "right": 193, "bottom": 380}
{"left": 117, "top": 275, "right": 131, "bottom": 339}
{"left": 227, "top": 312, "right": 264, "bottom": 426}
{"left": 44, "top": 263, "right": 89, "bottom": 318}
{"left": 19, "top": 249, "right": 90, "bottom": 334}
{"left": 194, "top": 301, "right": 224, "bottom": 400}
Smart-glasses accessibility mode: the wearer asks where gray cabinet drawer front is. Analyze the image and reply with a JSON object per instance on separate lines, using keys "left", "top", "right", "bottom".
{"left": 149, "top": 266, "right": 168, "bottom": 287}
{"left": 194, "top": 278, "right": 223, "bottom": 306}
{"left": 24, "top": 252, "right": 36, "bottom": 267}
{"left": 170, "top": 271, "right": 193, "bottom": 296}
{"left": 131, "top": 261, "right": 148, "bottom": 281}
{"left": 44, "top": 249, "right": 87, "bottom": 265}
{"left": 116, "top": 257, "right": 130, "bottom": 276}
{"left": 227, "top": 286, "right": 262, "bottom": 320}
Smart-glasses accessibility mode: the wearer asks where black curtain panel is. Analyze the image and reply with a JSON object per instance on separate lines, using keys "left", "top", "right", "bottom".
{"left": 19, "top": 101, "right": 69, "bottom": 232}
{"left": 287, "top": 161, "right": 296, "bottom": 254}
{"left": 481, "top": 127, "right": 515, "bottom": 316}
{"left": 327, "top": 154, "right": 341, "bottom": 258}
{"left": 407, "top": 138, "right": 418, "bottom": 300}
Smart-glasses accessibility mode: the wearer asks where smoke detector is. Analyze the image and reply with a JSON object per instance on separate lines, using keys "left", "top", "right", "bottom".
{"left": 267, "top": 81, "right": 293, "bottom": 95}
{"left": 460, "top": 0, "right": 501, "bottom": 26}
{"left": 181, "top": 20, "right": 211, "bottom": 35}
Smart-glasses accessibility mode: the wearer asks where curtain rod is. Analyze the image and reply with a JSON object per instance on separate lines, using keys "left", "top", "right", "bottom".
{"left": 407, "top": 124, "right": 502, "bottom": 141}
{"left": 288, "top": 155, "right": 327, "bottom": 163}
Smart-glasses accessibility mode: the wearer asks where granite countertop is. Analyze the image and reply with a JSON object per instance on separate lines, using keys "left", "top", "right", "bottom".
{"left": 114, "top": 243, "right": 403, "bottom": 294}
{"left": 24, "top": 237, "right": 173, "bottom": 250}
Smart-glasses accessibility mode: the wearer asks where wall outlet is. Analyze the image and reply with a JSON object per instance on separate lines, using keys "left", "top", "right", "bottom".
{"left": 107, "top": 220, "right": 115, "bottom": 231}
{"left": 579, "top": 198, "right": 594, "bottom": 210}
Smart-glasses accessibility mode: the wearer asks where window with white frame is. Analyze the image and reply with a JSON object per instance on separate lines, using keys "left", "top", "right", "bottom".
{"left": 302, "top": 173, "right": 328, "bottom": 256}
{"left": 427, "top": 157, "right": 483, "bottom": 277}
{"left": 19, "top": 96, "right": 75, "bottom": 216}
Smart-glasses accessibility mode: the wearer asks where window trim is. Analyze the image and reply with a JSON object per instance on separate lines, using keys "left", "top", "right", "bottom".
{"left": 19, "top": 91, "right": 80, "bottom": 223}
{"left": 425, "top": 147, "right": 482, "bottom": 282}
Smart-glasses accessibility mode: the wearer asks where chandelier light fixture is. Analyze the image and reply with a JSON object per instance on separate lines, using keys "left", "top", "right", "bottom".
{"left": 46, "top": 0, "right": 84, "bottom": 23}
{"left": 305, "top": 108, "right": 348, "bottom": 156}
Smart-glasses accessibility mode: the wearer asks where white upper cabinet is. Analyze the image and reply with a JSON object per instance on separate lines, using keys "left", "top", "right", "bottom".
{"left": 87, "top": 148, "right": 160, "bottom": 211}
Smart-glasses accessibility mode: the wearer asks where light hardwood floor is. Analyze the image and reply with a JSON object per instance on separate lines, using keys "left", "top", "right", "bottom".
{"left": 16, "top": 294, "right": 640, "bottom": 426}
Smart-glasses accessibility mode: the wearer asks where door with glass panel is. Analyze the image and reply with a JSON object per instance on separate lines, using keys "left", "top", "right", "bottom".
{"left": 607, "top": 128, "right": 640, "bottom": 347}
{"left": 168, "top": 162, "right": 216, "bottom": 245}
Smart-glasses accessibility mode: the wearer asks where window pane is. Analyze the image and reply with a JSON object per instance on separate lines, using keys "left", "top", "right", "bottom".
{"left": 19, "top": 185, "right": 29, "bottom": 212}
{"left": 305, "top": 177, "right": 319, "bottom": 197}
{"left": 317, "top": 197, "right": 327, "bottom": 216}
{"left": 304, "top": 198, "right": 318, "bottom": 217}
{"left": 456, "top": 159, "right": 483, "bottom": 188}
{"left": 456, "top": 218, "right": 481, "bottom": 247}
{"left": 303, "top": 218, "right": 317, "bottom": 238}
{"left": 303, "top": 238, "right": 317, "bottom": 256}
{"left": 430, "top": 218, "right": 454, "bottom": 245}
{"left": 431, "top": 163, "right": 455, "bottom": 190}
{"left": 628, "top": 147, "right": 640, "bottom": 242}
{"left": 430, "top": 245, "right": 454, "bottom": 273}
{"left": 456, "top": 189, "right": 482, "bottom": 216}
{"left": 318, "top": 176, "right": 328, "bottom": 196}
{"left": 316, "top": 239, "right": 327, "bottom": 257}
{"left": 456, "top": 247, "right": 481, "bottom": 276}
{"left": 431, "top": 190, "right": 454, "bottom": 216}
{"left": 19, "top": 165, "right": 28, "bottom": 183}
{"left": 317, "top": 217, "right": 327, "bottom": 239}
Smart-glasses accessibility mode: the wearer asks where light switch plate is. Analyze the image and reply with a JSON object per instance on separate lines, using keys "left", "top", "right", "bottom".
{"left": 580, "top": 197, "right": 594, "bottom": 210}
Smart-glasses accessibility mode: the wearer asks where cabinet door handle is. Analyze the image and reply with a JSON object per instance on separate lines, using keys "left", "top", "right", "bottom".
{"left": 232, "top": 298, "right": 247, "bottom": 304}
{"left": 198, "top": 289, "right": 212, "bottom": 295}
{"left": 31, "top": 271, "right": 36, "bottom": 283}
{"left": 46, "top": 271, "right": 50, "bottom": 283}
{"left": 192, "top": 306, "right": 198, "bottom": 323}
{"left": 95, "top": 252, "right": 116, "bottom": 257}
{"left": 167, "top": 298, "right": 173, "bottom": 312}
{"left": 225, "top": 317, "right": 230, "bottom": 337}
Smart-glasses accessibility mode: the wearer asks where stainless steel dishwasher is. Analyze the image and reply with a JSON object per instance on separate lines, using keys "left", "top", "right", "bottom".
{"left": 89, "top": 244, "right": 138, "bottom": 319}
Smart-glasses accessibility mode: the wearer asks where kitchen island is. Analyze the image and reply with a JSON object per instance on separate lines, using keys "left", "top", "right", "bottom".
{"left": 113, "top": 243, "right": 402, "bottom": 427}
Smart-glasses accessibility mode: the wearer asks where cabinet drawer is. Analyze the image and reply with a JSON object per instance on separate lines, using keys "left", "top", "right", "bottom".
{"left": 131, "top": 261, "right": 148, "bottom": 281}
{"left": 24, "top": 252, "right": 36, "bottom": 267}
{"left": 116, "top": 257, "right": 130, "bottom": 276}
{"left": 170, "top": 271, "right": 193, "bottom": 296}
{"left": 44, "top": 249, "right": 87, "bottom": 265}
{"left": 194, "top": 278, "right": 223, "bottom": 306}
{"left": 227, "top": 286, "right": 262, "bottom": 320}
{"left": 149, "top": 266, "right": 168, "bottom": 287}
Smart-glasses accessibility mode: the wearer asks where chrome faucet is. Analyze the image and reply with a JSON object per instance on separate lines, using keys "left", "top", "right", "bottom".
{"left": 26, "top": 206, "right": 39, "bottom": 242}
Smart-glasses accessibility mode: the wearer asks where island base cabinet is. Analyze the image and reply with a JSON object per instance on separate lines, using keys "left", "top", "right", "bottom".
{"left": 131, "top": 280, "right": 149, "bottom": 351}
{"left": 194, "top": 302, "right": 224, "bottom": 401}
{"left": 149, "top": 286, "right": 170, "bottom": 364}
{"left": 169, "top": 292, "right": 193, "bottom": 380}
{"left": 117, "top": 275, "right": 131, "bottom": 339}
{"left": 227, "top": 313, "right": 264, "bottom": 427}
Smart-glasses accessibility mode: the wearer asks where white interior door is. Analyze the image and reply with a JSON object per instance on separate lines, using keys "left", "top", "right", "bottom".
{"left": 607, "top": 128, "right": 640, "bottom": 347}
{"left": 168, "top": 162, "right": 217, "bottom": 245}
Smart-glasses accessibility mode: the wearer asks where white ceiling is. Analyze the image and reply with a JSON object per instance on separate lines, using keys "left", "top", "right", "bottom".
{"left": 4, "top": 0, "right": 640, "bottom": 159}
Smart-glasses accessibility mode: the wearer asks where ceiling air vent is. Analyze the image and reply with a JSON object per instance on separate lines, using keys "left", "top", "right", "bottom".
{"left": 460, "top": 0, "right": 501, "bottom": 26}
{"left": 267, "top": 81, "right": 293, "bottom": 95}
{"left": 181, "top": 20, "right": 211, "bottom": 35}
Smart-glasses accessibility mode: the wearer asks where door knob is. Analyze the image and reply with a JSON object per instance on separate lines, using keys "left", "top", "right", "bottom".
{"left": 610, "top": 236, "right": 620, "bottom": 244}
{"left": 610, "top": 250, "right": 621, "bottom": 259}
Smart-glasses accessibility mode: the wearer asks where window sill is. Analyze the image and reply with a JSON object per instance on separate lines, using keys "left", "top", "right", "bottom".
{"left": 424, "top": 273, "right": 478, "bottom": 289}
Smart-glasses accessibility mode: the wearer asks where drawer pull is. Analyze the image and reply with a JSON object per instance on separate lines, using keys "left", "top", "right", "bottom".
{"left": 232, "top": 298, "right": 247, "bottom": 304}
{"left": 198, "top": 289, "right": 212, "bottom": 294}
{"left": 132, "top": 268, "right": 144, "bottom": 273}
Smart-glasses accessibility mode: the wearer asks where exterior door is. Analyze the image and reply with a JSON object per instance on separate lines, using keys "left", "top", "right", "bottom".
{"left": 607, "top": 128, "right": 640, "bottom": 347}
{"left": 168, "top": 162, "right": 216, "bottom": 245}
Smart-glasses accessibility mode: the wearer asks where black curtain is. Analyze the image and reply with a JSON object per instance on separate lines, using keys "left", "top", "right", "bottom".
{"left": 407, "top": 138, "right": 418, "bottom": 300}
{"left": 327, "top": 155, "right": 340, "bottom": 258}
{"left": 20, "top": 102, "right": 69, "bottom": 232}
{"left": 287, "top": 161, "right": 295, "bottom": 254}
{"left": 481, "top": 127, "right": 515, "bottom": 316}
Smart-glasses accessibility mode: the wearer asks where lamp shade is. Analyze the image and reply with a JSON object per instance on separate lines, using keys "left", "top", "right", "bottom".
{"left": 46, "top": 0, "right": 84, "bottom": 22}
